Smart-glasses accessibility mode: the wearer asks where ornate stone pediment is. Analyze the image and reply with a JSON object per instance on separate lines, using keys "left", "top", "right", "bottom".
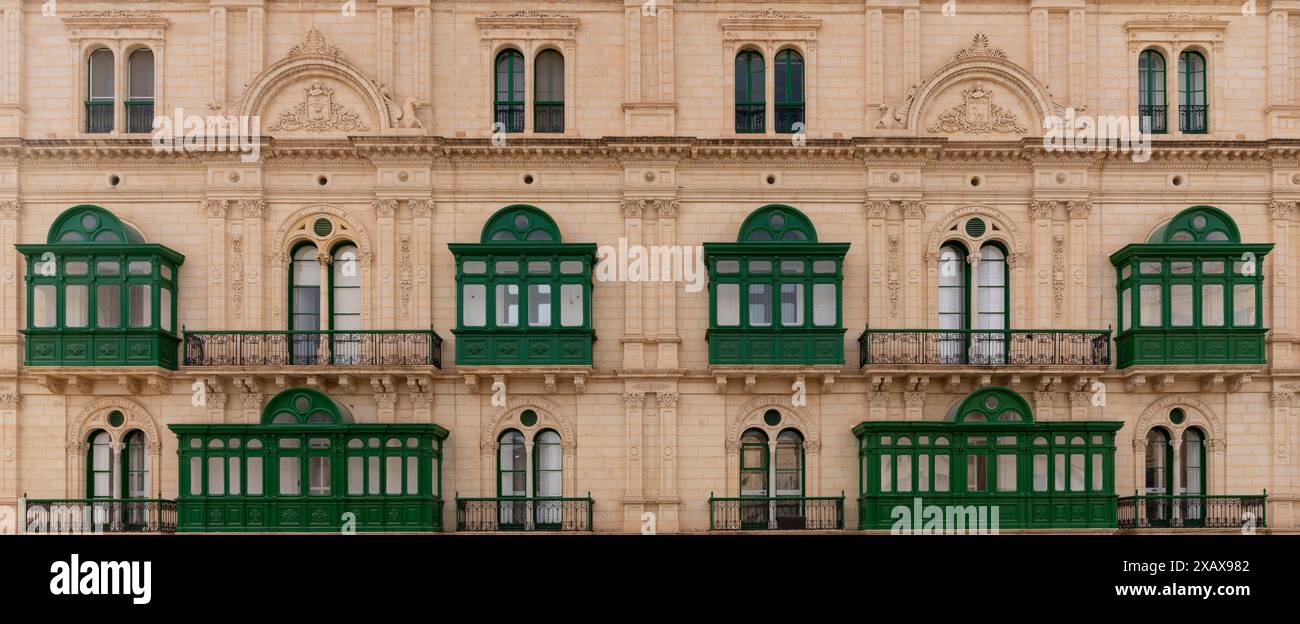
{"left": 925, "top": 83, "right": 1027, "bottom": 135}
{"left": 267, "top": 81, "right": 370, "bottom": 133}
{"left": 950, "top": 33, "right": 1007, "bottom": 62}
{"left": 286, "top": 26, "right": 345, "bottom": 60}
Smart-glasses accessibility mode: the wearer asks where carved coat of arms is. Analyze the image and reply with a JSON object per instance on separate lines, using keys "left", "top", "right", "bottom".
{"left": 926, "top": 83, "right": 1026, "bottom": 134}
{"left": 267, "top": 81, "right": 370, "bottom": 132}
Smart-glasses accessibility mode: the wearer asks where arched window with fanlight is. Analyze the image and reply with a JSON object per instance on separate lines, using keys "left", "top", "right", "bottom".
{"left": 19, "top": 205, "right": 183, "bottom": 368}
{"left": 86, "top": 48, "right": 114, "bottom": 133}
{"left": 706, "top": 205, "right": 848, "bottom": 365}
{"left": 855, "top": 387, "right": 1123, "bottom": 529}
{"left": 88, "top": 430, "right": 113, "bottom": 498}
{"left": 451, "top": 205, "right": 596, "bottom": 365}
{"left": 172, "top": 387, "right": 448, "bottom": 532}
{"left": 933, "top": 236, "right": 1008, "bottom": 364}
{"left": 735, "top": 49, "right": 765, "bottom": 133}
{"left": 1178, "top": 50, "right": 1207, "bottom": 133}
{"left": 126, "top": 48, "right": 155, "bottom": 133}
{"left": 1138, "top": 49, "right": 1167, "bottom": 134}
{"left": 495, "top": 49, "right": 525, "bottom": 133}
{"left": 1113, "top": 205, "right": 1270, "bottom": 367}
{"left": 1144, "top": 427, "right": 1172, "bottom": 523}
{"left": 534, "top": 49, "right": 564, "bottom": 133}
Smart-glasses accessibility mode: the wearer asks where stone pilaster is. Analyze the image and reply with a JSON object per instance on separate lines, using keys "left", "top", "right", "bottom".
{"left": 655, "top": 199, "right": 680, "bottom": 368}
{"left": 239, "top": 199, "right": 265, "bottom": 331}
{"left": 656, "top": 391, "right": 679, "bottom": 532}
{"left": 374, "top": 199, "right": 398, "bottom": 327}
{"left": 622, "top": 391, "right": 645, "bottom": 530}
{"left": 205, "top": 199, "right": 229, "bottom": 330}
{"left": 621, "top": 199, "right": 645, "bottom": 369}
{"left": 0, "top": 391, "right": 18, "bottom": 506}
{"left": 411, "top": 199, "right": 435, "bottom": 329}
{"left": 0, "top": 200, "right": 19, "bottom": 373}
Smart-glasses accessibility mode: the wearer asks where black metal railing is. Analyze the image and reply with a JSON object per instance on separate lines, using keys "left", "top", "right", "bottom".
{"left": 1117, "top": 493, "right": 1266, "bottom": 529}
{"left": 23, "top": 498, "right": 177, "bottom": 533}
{"left": 1179, "top": 104, "right": 1208, "bottom": 134}
{"left": 126, "top": 99, "right": 155, "bottom": 133}
{"left": 775, "top": 103, "right": 805, "bottom": 134}
{"left": 494, "top": 102, "right": 524, "bottom": 133}
{"left": 183, "top": 329, "right": 443, "bottom": 368}
{"left": 455, "top": 496, "right": 594, "bottom": 531}
{"left": 1138, "top": 104, "right": 1166, "bottom": 134}
{"left": 735, "top": 104, "right": 765, "bottom": 133}
{"left": 858, "top": 328, "right": 1111, "bottom": 368}
{"left": 534, "top": 102, "right": 564, "bottom": 133}
{"left": 709, "top": 494, "right": 845, "bottom": 531}
{"left": 85, "top": 100, "right": 113, "bottom": 133}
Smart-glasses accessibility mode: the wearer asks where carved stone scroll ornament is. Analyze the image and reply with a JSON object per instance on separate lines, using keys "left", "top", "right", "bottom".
{"left": 926, "top": 83, "right": 1027, "bottom": 135}
{"left": 267, "top": 81, "right": 370, "bottom": 132}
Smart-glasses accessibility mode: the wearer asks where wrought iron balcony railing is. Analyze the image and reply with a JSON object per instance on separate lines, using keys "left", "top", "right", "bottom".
{"left": 126, "top": 99, "right": 155, "bottom": 133}
{"left": 1138, "top": 104, "right": 1167, "bottom": 134}
{"left": 183, "top": 329, "right": 443, "bottom": 368}
{"left": 1179, "top": 104, "right": 1208, "bottom": 134}
{"left": 775, "top": 103, "right": 805, "bottom": 134}
{"left": 494, "top": 103, "right": 524, "bottom": 133}
{"left": 455, "top": 496, "right": 594, "bottom": 532}
{"left": 23, "top": 498, "right": 177, "bottom": 533}
{"left": 708, "top": 494, "right": 845, "bottom": 531}
{"left": 85, "top": 100, "right": 113, "bottom": 133}
{"left": 735, "top": 104, "right": 766, "bottom": 133}
{"left": 858, "top": 328, "right": 1111, "bottom": 368}
{"left": 1117, "top": 493, "right": 1266, "bottom": 529}
{"left": 534, "top": 102, "right": 564, "bottom": 133}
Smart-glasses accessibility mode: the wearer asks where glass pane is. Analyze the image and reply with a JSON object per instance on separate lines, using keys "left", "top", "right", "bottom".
{"left": 880, "top": 456, "right": 891, "bottom": 492}
{"left": 716, "top": 260, "right": 740, "bottom": 274}
{"left": 89, "top": 49, "right": 114, "bottom": 98}
{"left": 717, "top": 283, "right": 740, "bottom": 326}
{"left": 812, "top": 260, "right": 836, "bottom": 274}
{"left": 32, "top": 285, "right": 56, "bottom": 328}
{"left": 309, "top": 457, "right": 330, "bottom": 495}
{"left": 190, "top": 457, "right": 202, "bottom": 496}
{"left": 96, "top": 285, "right": 120, "bottom": 328}
{"left": 348, "top": 457, "right": 363, "bottom": 495}
{"left": 1202, "top": 261, "right": 1224, "bottom": 274}
{"left": 780, "top": 283, "right": 803, "bottom": 326}
{"left": 748, "top": 284, "right": 771, "bottom": 326}
{"left": 966, "top": 455, "right": 987, "bottom": 492}
{"left": 1170, "top": 284, "right": 1192, "bottom": 326}
{"left": 997, "top": 455, "right": 1016, "bottom": 492}
{"left": 749, "top": 260, "right": 772, "bottom": 274}
{"left": 1121, "top": 287, "right": 1132, "bottom": 331}
{"left": 368, "top": 456, "right": 380, "bottom": 495}
{"left": 128, "top": 284, "right": 151, "bottom": 327}
{"left": 528, "top": 261, "right": 551, "bottom": 275}
{"left": 495, "top": 260, "right": 518, "bottom": 274}
{"left": 1202, "top": 284, "right": 1224, "bottom": 326}
{"left": 1054, "top": 454, "right": 1065, "bottom": 491}
{"left": 160, "top": 288, "right": 172, "bottom": 332}
{"left": 1033, "top": 455, "right": 1048, "bottom": 492}
{"left": 560, "top": 260, "right": 583, "bottom": 274}
{"left": 813, "top": 283, "right": 836, "bottom": 326}
{"left": 96, "top": 260, "right": 119, "bottom": 276}
{"left": 1140, "top": 284, "right": 1162, "bottom": 326}
{"left": 1140, "top": 261, "right": 1162, "bottom": 274}
{"left": 65, "top": 261, "right": 88, "bottom": 276}
{"left": 1234, "top": 284, "right": 1256, "bottom": 325}
{"left": 896, "top": 455, "right": 912, "bottom": 492}
{"left": 781, "top": 260, "right": 804, "bottom": 274}
{"left": 560, "top": 284, "right": 583, "bottom": 327}
{"left": 1092, "top": 454, "right": 1104, "bottom": 491}
{"left": 406, "top": 456, "right": 418, "bottom": 494}
{"left": 228, "top": 457, "right": 241, "bottom": 495}
{"left": 1070, "top": 454, "right": 1085, "bottom": 491}
{"left": 279, "top": 457, "right": 300, "bottom": 495}
{"left": 934, "top": 455, "right": 950, "bottom": 492}
{"left": 1170, "top": 261, "right": 1193, "bottom": 275}
{"left": 128, "top": 260, "right": 152, "bottom": 275}
{"left": 528, "top": 284, "right": 552, "bottom": 326}
{"left": 128, "top": 49, "right": 154, "bottom": 98}
{"left": 462, "top": 284, "right": 486, "bottom": 326}
{"left": 462, "top": 261, "right": 487, "bottom": 274}
{"left": 386, "top": 456, "right": 402, "bottom": 495}
{"left": 495, "top": 284, "right": 519, "bottom": 326}
{"left": 207, "top": 457, "right": 225, "bottom": 495}
{"left": 918, "top": 455, "right": 930, "bottom": 492}
{"left": 247, "top": 457, "right": 262, "bottom": 495}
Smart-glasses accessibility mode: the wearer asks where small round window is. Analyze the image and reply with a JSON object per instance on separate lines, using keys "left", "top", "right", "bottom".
{"left": 107, "top": 410, "right": 124, "bottom": 427}
{"left": 1191, "top": 214, "right": 1207, "bottom": 229}
{"left": 293, "top": 395, "right": 311, "bottom": 412}
{"left": 312, "top": 218, "right": 333, "bottom": 237}
{"left": 769, "top": 213, "right": 785, "bottom": 228}
{"left": 520, "top": 409, "right": 538, "bottom": 427}
{"left": 763, "top": 409, "right": 782, "bottom": 427}
{"left": 965, "top": 218, "right": 987, "bottom": 238}
{"left": 1169, "top": 408, "right": 1186, "bottom": 425}
{"left": 81, "top": 213, "right": 99, "bottom": 230}
{"left": 983, "top": 395, "right": 999, "bottom": 410}
{"left": 514, "top": 214, "right": 530, "bottom": 230}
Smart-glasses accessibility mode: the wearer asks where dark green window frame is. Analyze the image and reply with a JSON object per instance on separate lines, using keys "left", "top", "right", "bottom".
{"left": 450, "top": 205, "right": 597, "bottom": 366}
{"left": 774, "top": 49, "right": 805, "bottom": 134}
{"left": 1138, "top": 49, "right": 1167, "bottom": 134}
{"left": 86, "top": 48, "right": 114, "bottom": 133}
{"left": 705, "top": 205, "right": 848, "bottom": 365}
{"left": 19, "top": 205, "right": 183, "bottom": 369}
{"left": 735, "top": 49, "right": 765, "bottom": 133}
{"left": 855, "top": 387, "right": 1123, "bottom": 529}
{"left": 495, "top": 49, "right": 525, "bottom": 133}
{"left": 1178, "top": 50, "right": 1207, "bottom": 134}
{"left": 171, "top": 387, "right": 448, "bottom": 532}
{"left": 1111, "top": 206, "right": 1270, "bottom": 367}
{"left": 533, "top": 49, "right": 564, "bottom": 134}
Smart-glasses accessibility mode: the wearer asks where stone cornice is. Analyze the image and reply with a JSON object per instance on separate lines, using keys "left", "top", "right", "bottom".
{"left": 5, "top": 137, "right": 1300, "bottom": 167}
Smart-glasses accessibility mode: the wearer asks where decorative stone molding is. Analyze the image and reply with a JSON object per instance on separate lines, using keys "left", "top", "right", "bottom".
{"left": 1133, "top": 395, "right": 1225, "bottom": 447}
{"left": 0, "top": 200, "right": 18, "bottom": 220}
{"left": 1271, "top": 392, "right": 1294, "bottom": 408}
{"left": 658, "top": 393, "right": 679, "bottom": 408}
{"left": 409, "top": 199, "right": 435, "bottom": 218}
{"left": 372, "top": 198, "right": 398, "bottom": 218}
{"left": 902, "top": 392, "right": 925, "bottom": 408}
{"left": 655, "top": 199, "right": 679, "bottom": 219}
{"left": 205, "top": 199, "right": 229, "bottom": 219}
{"left": 68, "top": 398, "right": 161, "bottom": 451}
{"left": 1066, "top": 200, "right": 1092, "bottom": 220}
{"left": 1269, "top": 200, "right": 1296, "bottom": 221}
{"left": 926, "top": 83, "right": 1027, "bottom": 135}
{"left": 1052, "top": 234, "right": 1066, "bottom": 318}
{"left": 480, "top": 397, "right": 575, "bottom": 452}
{"left": 0, "top": 393, "right": 19, "bottom": 409}
{"left": 238, "top": 199, "right": 265, "bottom": 219}
{"left": 1032, "top": 391, "right": 1055, "bottom": 407}
{"left": 1029, "top": 200, "right": 1054, "bottom": 220}
{"left": 229, "top": 234, "right": 245, "bottom": 314}
{"left": 621, "top": 199, "right": 643, "bottom": 219}
{"left": 287, "top": 26, "right": 344, "bottom": 60}
{"left": 887, "top": 234, "right": 901, "bottom": 316}
{"left": 864, "top": 200, "right": 890, "bottom": 219}
{"left": 622, "top": 392, "right": 646, "bottom": 407}
{"left": 900, "top": 200, "right": 926, "bottom": 220}
{"left": 730, "top": 9, "right": 811, "bottom": 20}
{"left": 951, "top": 33, "right": 1007, "bottom": 62}
{"left": 398, "top": 234, "right": 413, "bottom": 318}
{"left": 374, "top": 393, "right": 398, "bottom": 410}
{"left": 729, "top": 396, "right": 820, "bottom": 448}
{"left": 866, "top": 392, "right": 888, "bottom": 408}
{"left": 267, "top": 81, "right": 370, "bottom": 133}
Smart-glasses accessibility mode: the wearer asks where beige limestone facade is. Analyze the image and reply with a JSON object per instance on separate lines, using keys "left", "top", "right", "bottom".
{"left": 0, "top": 0, "right": 1299, "bottom": 533}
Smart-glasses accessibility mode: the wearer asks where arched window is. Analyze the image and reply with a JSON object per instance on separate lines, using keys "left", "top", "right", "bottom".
{"left": 774, "top": 429, "right": 804, "bottom": 496}
{"left": 290, "top": 244, "right": 322, "bottom": 364}
{"left": 534, "top": 50, "right": 564, "bottom": 133}
{"left": 498, "top": 430, "right": 527, "bottom": 497}
{"left": 1144, "top": 427, "right": 1171, "bottom": 524}
{"left": 934, "top": 240, "right": 1009, "bottom": 364}
{"left": 534, "top": 430, "right": 563, "bottom": 497}
{"left": 1138, "top": 50, "right": 1166, "bottom": 134}
{"left": 738, "top": 429, "right": 770, "bottom": 528}
{"left": 88, "top": 430, "right": 113, "bottom": 498}
{"left": 1178, "top": 50, "right": 1207, "bottom": 133}
{"left": 87, "top": 48, "right": 114, "bottom": 133}
{"left": 774, "top": 49, "right": 804, "bottom": 134}
{"left": 707, "top": 205, "right": 847, "bottom": 365}
{"left": 127, "top": 49, "right": 155, "bottom": 133}
{"left": 495, "top": 49, "right": 525, "bottom": 133}
{"left": 125, "top": 430, "right": 149, "bottom": 498}
{"left": 331, "top": 243, "right": 361, "bottom": 364}
{"left": 735, "top": 50, "right": 765, "bottom": 133}
{"left": 1181, "top": 427, "right": 1206, "bottom": 523}
{"left": 452, "top": 205, "right": 596, "bottom": 365}
{"left": 19, "top": 205, "right": 182, "bottom": 368}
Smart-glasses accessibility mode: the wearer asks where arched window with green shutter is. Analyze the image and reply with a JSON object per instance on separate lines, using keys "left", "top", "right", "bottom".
{"left": 707, "top": 205, "right": 847, "bottom": 365}
{"left": 1178, "top": 50, "right": 1207, "bottom": 133}
{"left": 735, "top": 49, "right": 765, "bottom": 133}
{"left": 450, "top": 205, "right": 596, "bottom": 365}
{"left": 18, "top": 205, "right": 183, "bottom": 368}
{"left": 1138, "top": 49, "right": 1166, "bottom": 134}
{"left": 774, "top": 49, "right": 805, "bottom": 134}
{"left": 170, "top": 387, "right": 448, "bottom": 532}
{"left": 854, "top": 387, "right": 1123, "bottom": 529}
{"left": 495, "top": 49, "right": 525, "bottom": 133}
{"left": 1111, "top": 205, "right": 1269, "bottom": 367}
